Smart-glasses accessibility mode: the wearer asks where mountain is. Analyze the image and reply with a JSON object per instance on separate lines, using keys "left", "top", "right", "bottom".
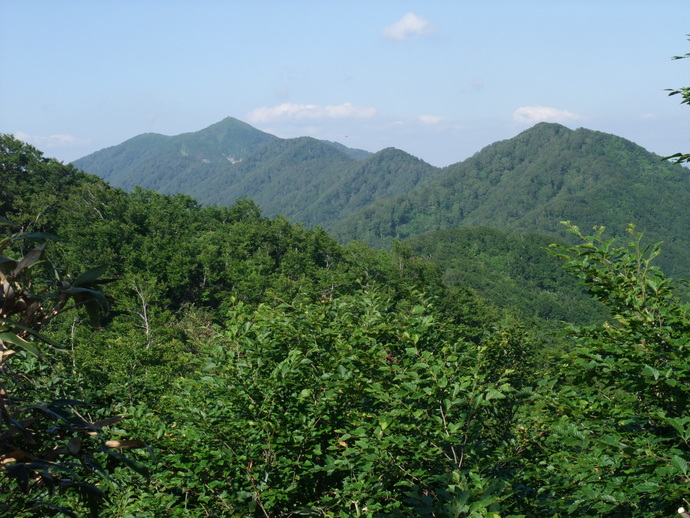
{"left": 333, "top": 122, "right": 690, "bottom": 277}
{"left": 296, "top": 147, "right": 439, "bottom": 228}
{"left": 72, "top": 118, "right": 444, "bottom": 227}
{"left": 73, "top": 119, "right": 690, "bottom": 278}
{"left": 72, "top": 117, "right": 279, "bottom": 191}
{"left": 199, "top": 136, "right": 358, "bottom": 223}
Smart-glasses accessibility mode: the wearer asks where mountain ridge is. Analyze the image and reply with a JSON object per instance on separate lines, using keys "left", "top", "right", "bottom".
{"left": 333, "top": 122, "right": 690, "bottom": 277}
{"left": 72, "top": 117, "right": 443, "bottom": 227}
{"left": 72, "top": 118, "right": 690, "bottom": 278}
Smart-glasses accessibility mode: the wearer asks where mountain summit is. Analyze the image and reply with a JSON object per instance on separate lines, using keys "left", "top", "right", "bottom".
{"left": 332, "top": 122, "right": 690, "bottom": 277}
{"left": 72, "top": 118, "right": 443, "bottom": 227}
{"left": 72, "top": 117, "right": 279, "bottom": 192}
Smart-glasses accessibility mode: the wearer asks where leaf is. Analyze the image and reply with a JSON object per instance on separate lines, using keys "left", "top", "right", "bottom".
{"left": 82, "top": 454, "right": 119, "bottom": 485}
{"left": 671, "top": 455, "right": 688, "bottom": 476}
{"left": 92, "top": 415, "right": 125, "bottom": 428}
{"left": 0, "top": 318, "right": 63, "bottom": 348}
{"left": 13, "top": 232, "right": 57, "bottom": 241}
{"left": 642, "top": 364, "right": 660, "bottom": 381}
{"left": 11, "top": 243, "right": 46, "bottom": 276}
{"left": 62, "top": 287, "right": 109, "bottom": 325}
{"left": 0, "top": 331, "right": 41, "bottom": 357}
{"left": 105, "top": 449, "right": 150, "bottom": 479}
{"left": 635, "top": 481, "right": 660, "bottom": 493}
{"left": 484, "top": 388, "right": 506, "bottom": 401}
{"left": 0, "top": 255, "right": 18, "bottom": 273}
{"left": 73, "top": 265, "right": 108, "bottom": 287}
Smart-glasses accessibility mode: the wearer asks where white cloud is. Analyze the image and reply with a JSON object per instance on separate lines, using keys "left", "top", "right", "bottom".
{"left": 246, "top": 102, "right": 377, "bottom": 123}
{"left": 383, "top": 12, "right": 433, "bottom": 41}
{"left": 14, "top": 131, "right": 88, "bottom": 149}
{"left": 513, "top": 106, "right": 582, "bottom": 124}
{"left": 419, "top": 115, "right": 444, "bottom": 125}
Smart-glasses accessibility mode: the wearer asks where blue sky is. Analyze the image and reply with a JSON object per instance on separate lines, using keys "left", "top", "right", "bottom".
{"left": 1, "top": 1, "right": 688, "bottom": 167}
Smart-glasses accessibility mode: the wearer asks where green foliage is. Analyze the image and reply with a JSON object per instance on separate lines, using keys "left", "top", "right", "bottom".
{"left": 72, "top": 117, "right": 279, "bottom": 193}
{"left": 130, "top": 290, "right": 534, "bottom": 516}
{"left": 0, "top": 225, "right": 148, "bottom": 518}
{"left": 664, "top": 36, "right": 690, "bottom": 164}
{"left": 333, "top": 123, "right": 690, "bottom": 279}
{"left": 12, "top": 121, "right": 690, "bottom": 517}
{"left": 0, "top": 134, "right": 94, "bottom": 230}
{"left": 513, "top": 223, "right": 690, "bottom": 516}
{"left": 71, "top": 122, "right": 446, "bottom": 230}
{"left": 405, "top": 226, "right": 607, "bottom": 326}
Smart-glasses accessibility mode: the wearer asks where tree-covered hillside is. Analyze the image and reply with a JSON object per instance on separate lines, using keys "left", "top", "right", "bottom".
{"left": 1, "top": 134, "right": 528, "bottom": 516}
{"left": 406, "top": 226, "right": 607, "bottom": 325}
{"left": 72, "top": 117, "right": 279, "bottom": 191}
{"left": 72, "top": 119, "right": 447, "bottom": 229}
{"left": 5, "top": 130, "right": 690, "bottom": 516}
{"left": 74, "top": 117, "right": 690, "bottom": 282}
{"left": 334, "top": 123, "right": 690, "bottom": 276}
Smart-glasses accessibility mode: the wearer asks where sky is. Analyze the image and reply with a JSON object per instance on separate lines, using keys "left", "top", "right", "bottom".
{"left": 1, "top": 1, "right": 689, "bottom": 167}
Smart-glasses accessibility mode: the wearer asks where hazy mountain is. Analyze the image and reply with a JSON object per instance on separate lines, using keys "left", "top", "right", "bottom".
{"left": 72, "top": 118, "right": 446, "bottom": 227}
{"left": 72, "top": 117, "right": 279, "bottom": 191}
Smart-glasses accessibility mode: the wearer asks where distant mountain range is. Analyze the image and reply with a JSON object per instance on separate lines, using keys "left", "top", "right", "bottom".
{"left": 73, "top": 117, "right": 690, "bottom": 278}
{"left": 73, "top": 117, "right": 445, "bottom": 229}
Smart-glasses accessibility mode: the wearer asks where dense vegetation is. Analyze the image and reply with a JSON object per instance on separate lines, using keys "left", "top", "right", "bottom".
{"left": 4, "top": 47, "right": 690, "bottom": 515}
{"left": 4, "top": 130, "right": 690, "bottom": 517}
{"left": 333, "top": 123, "right": 690, "bottom": 278}
{"left": 72, "top": 118, "right": 442, "bottom": 229}
{"left": 405, "top": 226, "right": 607, "bottom": 326}
{"left": 75, "top": 117, "right": 690, "bottom": 284}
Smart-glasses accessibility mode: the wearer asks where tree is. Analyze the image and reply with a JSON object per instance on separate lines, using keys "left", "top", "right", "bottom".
{"left": 664, "top": 36, "right": 690, "bottom": 164}
{"left": 118, "top": 289, "right": 534, "bottom": 517}
{"left": 0, "top": 221, "right": 148, "bottom": 517}
{"left": 513, "top": 223, "right": 690, "bottom": 516}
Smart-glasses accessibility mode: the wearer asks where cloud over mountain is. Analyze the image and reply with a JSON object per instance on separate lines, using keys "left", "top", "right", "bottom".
{"left": 513, "top": 106, "right": 582, "bottom": 124}
{"left": 247, "top": 103, "right": 377, "bottom": 123}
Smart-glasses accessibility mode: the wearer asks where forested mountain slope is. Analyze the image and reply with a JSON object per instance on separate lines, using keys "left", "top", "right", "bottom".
{"left": 72, "top": 117, "right": 445, "bottom": 227}
{"left": 406, "top": 226, "right": 607, "bottom": 325}
{"left": 72, "top": 117, "right": 279, "bottom": 191}
{"left": 333, "top": 122, "right": 690, "bottom": 277}
{"left": 75, "top": 119, "right": 690, "bottom": 281}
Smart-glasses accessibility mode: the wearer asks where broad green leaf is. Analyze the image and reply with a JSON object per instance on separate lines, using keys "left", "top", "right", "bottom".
{"left": 635, "top": 481, "right": 660, "bottom": 492}
{"left": 0, "top": 331, "right": 41, "bottom": 357}
{"left": 484, "top": 388, "right": 506, "bottom": 401}
{"left": 642, "top": 364, "right": 660, "bottom": 380}
{"left": 73, "top": 265, "right": 108, "bottom": 287}
{"left": 0, "top": 317, "right": 63, "bottom": 348}
{"left": 672, "top": 455, "right": 688, "bottom": 476}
